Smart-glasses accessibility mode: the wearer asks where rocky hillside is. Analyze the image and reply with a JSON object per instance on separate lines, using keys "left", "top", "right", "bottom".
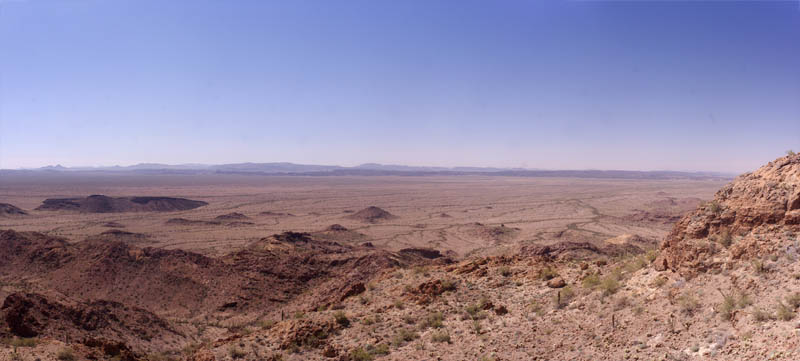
{"left": 656, "top": 153, "right": 800, "bottom": 276}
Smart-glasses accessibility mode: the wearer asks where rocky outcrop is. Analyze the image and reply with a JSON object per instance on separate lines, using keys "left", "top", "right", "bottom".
{"left": 656, "top": 153, "right": 800, "bottom": 276}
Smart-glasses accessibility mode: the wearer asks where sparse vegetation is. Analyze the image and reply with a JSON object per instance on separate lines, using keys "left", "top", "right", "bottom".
{"left": 776, "top": 301, "right": 795, "bottom": 321}
{"left": 430, "top": 329, "right": 451, "bottom": 343}
{"left": 752, "top": 307, "right": 774, "bottom": 322}
{"left": 498, "top": 266, "right": 512, "bottom": 277}
{"left": 537, "top": 266, "right": 559, "bottom": 281}
{"left": 752, "top": 259, "right": 769, "bottom": 274}
{"left": 57, "top": 348, "right": 76, "bottom": 361}
{"left": 678, "top": 292, "right": 700, "bottom": 316}
{"left": 599, "top": 276, "right": 620, "bottom": 296}
{"left": 555, "top": 285, "right": 576, "bottom": 309}
{"left": 420, "top": 311, "right": 444, "bottom": 329}
{"left": 716, "top": 230, "right": 733, "bottom": 248}
{"left": 229, "top": 346, "right": 246, "bottom": 359}
{"left": 333, "top": 310, "right": 350, "bottom": 327}
{"left": 350, "top": 347, "right": 374, "bottom": 361}
{"left": 708, "top": 201, "right": 723, "bottom": 214}
{"left": 391, "top": 328, "right": 419, "bottom": 347}
{"left": 2, "top": 337, "right": 37, "bottom": 347}
{"left": 786, "top": 292, "right": 800, "bottom": 309}
{"left": 366, "top": 343, "right": 390, "bottom": 356}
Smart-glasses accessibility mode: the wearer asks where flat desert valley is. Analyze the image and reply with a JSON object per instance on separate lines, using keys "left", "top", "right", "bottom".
{"left": 0, "top": 173, "right": 725, "bottom": 257}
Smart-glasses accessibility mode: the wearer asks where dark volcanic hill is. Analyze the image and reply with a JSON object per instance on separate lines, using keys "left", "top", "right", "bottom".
{"left": 347, "top": 206, "right": 397, "bottom": 223}
{"left": 35, "top": 195, "right": 207, "bottom": 213}
{"left": 1, "top": 292, "right": 187, "bottom": 358}
{"left": 0, "top": 229, "right": 449, "bottom": 318}
{"left": 0, "top": 203, "right": 27, "bottom": 216}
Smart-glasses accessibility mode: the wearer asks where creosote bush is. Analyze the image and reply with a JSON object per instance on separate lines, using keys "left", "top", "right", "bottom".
{"left": 678, "top": 292, "right": 700, "bottom": 316}
{"left": 538, "top": 266, "right": 559, "bottom": 281}
{"left": 752, "top": 307, "right": 774, "bottom": 322}
{"left": 776, "top": 302, "right": 796, "bottom": 321}
{"left": 420, "top": 311, "right": 444, "bottom": 329}
{"left": 350, "top": 347, "right": 374, "bottom": 361}
{"left": 430, "top": 329, "right": 451, "bottom": 343}
{"left": 57, "top": 348, "right": 76, "bottom": 361}
{"left": 333, "top": 310, "right": 350, "bottom": 327}
{"left": 391, "top": 328, "right": 419, "bottom": 347}
{"left": 555, "top": 285, "right": 576, "bottom": 309}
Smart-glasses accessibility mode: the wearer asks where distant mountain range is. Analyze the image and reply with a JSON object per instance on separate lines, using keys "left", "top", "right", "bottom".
{"left": 1, "top": 162, "right": 735, "bottom": 180}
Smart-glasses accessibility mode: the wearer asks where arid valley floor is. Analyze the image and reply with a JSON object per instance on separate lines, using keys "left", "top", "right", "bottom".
{"left": 0, "top": 174, "right": 724, "bottom": 257}
{"left": 1, "top": 159, "right": 799, "bottom": 360}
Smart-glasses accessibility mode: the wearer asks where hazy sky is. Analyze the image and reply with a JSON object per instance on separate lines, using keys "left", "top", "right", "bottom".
{"left": 1, "top": 0, "right": 798, "bottom": 172}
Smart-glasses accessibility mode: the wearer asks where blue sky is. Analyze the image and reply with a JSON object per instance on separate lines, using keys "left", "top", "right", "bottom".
{"left": 1, "top": 0, "right": 798, "bottom": 172}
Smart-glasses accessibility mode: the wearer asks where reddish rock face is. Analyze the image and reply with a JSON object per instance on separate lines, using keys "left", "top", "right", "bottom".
{"left": 657, "top": 153, "right": 800, "bottom": 277}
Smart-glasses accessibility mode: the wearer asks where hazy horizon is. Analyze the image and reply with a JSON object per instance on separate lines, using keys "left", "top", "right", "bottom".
{"left": 1, "top": 0, "right": 799, "bottom": 172}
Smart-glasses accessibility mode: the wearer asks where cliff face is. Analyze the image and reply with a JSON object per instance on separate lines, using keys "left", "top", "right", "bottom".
{"left": 656, "top": 153, "right": 800, "bottom": 276}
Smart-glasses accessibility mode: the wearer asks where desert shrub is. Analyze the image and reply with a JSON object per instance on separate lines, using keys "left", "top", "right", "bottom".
{"left": 464, "top": 303, "right": 487, "bottom": 320}
{"left": 719, "top": 294, "right": 737, "bottom": 321}
{"left": 624, "top": 256, "right": 648, "bottom": 273}
{"left": 57, "top": 348, "right": 76, "bottom": 361}
{"left": 708, "top": 201, "right": 722, "bottom": 214}
{"left": 472, "top": 320, "right": 483, "bottom": 334}
{"left": 350, "top": 347, "right": 374, "bottom": 361}
{"left": 786, "top": 293, "right": 800, "bottom": 309}
{"left": 257, "top": 319, "right": 276, "bottom": 329}
{"left": 555, "top": 285, "right": 575, "bottom": 309}
{"left": 599, "top": 276, "right": 620, "bottom": 296}
{"left": 788, "top": 150, "right": 796, "bottom": 156}
{"left": 440, "top": 279, "right": 457, "bottom": 292}
{"left": 645, "top": 250, "right": 658, "bottom": 263}
{"left": 498, "top": 266, "right": 512, "bottom": 277}
{"left": 430, "top": 330, "right": 451, "bottom": 343}
{"left": 582, "top": 273, "right": 601, "bottom": 289}
{"left": 3, "top": 338, "right": 37, "bottom": 347}
{"left": 420, "top": 311, "right": 444, "bottom": 329}
{"left": 529, "top": 300, "right": 544, "bottom": 316}
{"left": 678, "top": 293, "right": 700, "bottom": 316}
{"left": 229, "top": 347, "right": 246, "bottom": 359}
{"left": 361, "top": 316, "right": 376, "bottom": 325}
{"left": 752, "top": 259, "right": 769, "bottom": 274}
{"left": 537, "top": 266, "right": 559, "bottom": 281}
{"left": 651, "top": 276, "right": 668, "bottom": 288}
{"left": 752, "top": 307, "right": 774, "bottom": 322}
{"left": 717, "top": 230, "right": 733, "bottom": 248}
{"left": 367, "top": 343, "right": 390, "bottom": 356}
{"left": 393, "top": 300, "right": 405, "bottom": 310}
{"left": 333, "top": 311, "right": 350, "bottom": 327}
{"left": 613, "top": 296, "right": 630, "bottom": 311}
{"left": 391, "top": 328, "right": 419, "bottom": 347}
{"left": 777, "top": 302, "right": 796, "bottom": 321}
